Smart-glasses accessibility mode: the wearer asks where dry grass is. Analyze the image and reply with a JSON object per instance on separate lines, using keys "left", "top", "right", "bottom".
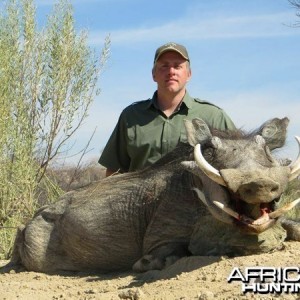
{"left": 280, "top": 178, "right": 300, "bottom": 220}
{"left": 48, "top": 163, "right": 106, "bottom": 192}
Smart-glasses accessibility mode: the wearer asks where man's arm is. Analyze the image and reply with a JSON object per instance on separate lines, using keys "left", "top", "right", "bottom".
{"left": 99, "top": 111, "right": 131, "bottom": 174}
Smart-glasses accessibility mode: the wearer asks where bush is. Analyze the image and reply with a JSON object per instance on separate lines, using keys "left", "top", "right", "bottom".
{"left": 0, "top": 0, "right": 109, "bottom": 259}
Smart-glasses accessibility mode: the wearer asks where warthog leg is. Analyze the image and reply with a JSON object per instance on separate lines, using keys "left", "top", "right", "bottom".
{"left": 132, "top": 243, "right": 190, "bottom": 272}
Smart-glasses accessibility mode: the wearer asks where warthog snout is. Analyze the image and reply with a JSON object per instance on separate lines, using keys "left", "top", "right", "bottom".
{"left": 238, "top": 178, "right": 280, "bottom": 204}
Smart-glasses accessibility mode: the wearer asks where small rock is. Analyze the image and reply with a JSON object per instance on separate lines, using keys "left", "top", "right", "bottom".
{"left": 118, "top": 288, "right": 145, "bottom": 300}
{"left": 84, "top": 289, "right": 97, "bottom": 294}
{"left": 198, "top": 290, "right": 215, "bottom": 300}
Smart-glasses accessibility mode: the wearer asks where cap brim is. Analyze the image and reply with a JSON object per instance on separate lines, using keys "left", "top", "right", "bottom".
{"left": 154, "top": 49, "right": 189, "bottom": 64}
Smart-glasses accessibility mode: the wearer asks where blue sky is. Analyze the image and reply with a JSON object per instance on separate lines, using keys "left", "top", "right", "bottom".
{"left": 36, "top": 0, "right": 300, "bottom": 165}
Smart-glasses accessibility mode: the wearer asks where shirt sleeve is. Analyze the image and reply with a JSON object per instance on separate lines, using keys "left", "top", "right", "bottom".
{"left": 218, "top": 109, "right": 236, "bottom": 131}
{"left": 193, "top": 97, "right": 236, "bottom": 131}
{"left": 98, "top": 111, "right": 131, "bottom": 172}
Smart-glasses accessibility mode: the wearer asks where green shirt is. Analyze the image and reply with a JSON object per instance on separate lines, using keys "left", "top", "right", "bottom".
{"left": 99, "top": 91, "right": 235, "bottom": 172}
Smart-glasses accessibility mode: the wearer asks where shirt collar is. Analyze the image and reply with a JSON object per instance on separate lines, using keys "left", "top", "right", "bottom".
{"left": 147, "top": 90, "right": 193, "bottom": 110}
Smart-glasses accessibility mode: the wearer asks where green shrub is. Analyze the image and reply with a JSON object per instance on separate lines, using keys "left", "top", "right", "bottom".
{"left": 0, "top": 0, "right": 109, "bottom": 259}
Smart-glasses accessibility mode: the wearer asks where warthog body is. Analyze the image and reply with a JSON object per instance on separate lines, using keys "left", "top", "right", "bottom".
{"left": 4, "top": 117, "right": 300, "bottom": 273}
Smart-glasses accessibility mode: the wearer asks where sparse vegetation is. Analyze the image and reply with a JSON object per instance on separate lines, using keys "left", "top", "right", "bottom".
{"left": 289, "top": 0, "right": 300, "bottom": 26}
{"left": 0, "top": 0, "right": 110, "bottom": 259}
{"left": 280, "top": 178, "right": 300, "bottom": 220}
{"left": 48, "top": 162, "right": 106, "bottom": 193}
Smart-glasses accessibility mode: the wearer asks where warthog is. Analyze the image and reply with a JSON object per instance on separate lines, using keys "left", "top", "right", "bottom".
{"left": 3, "top": 117, "right": 300, "bottom": 273}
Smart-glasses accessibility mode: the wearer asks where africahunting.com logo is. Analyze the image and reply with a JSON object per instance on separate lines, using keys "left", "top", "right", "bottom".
{"left": 228, "top": 267, "right": 300, "bottom": 294}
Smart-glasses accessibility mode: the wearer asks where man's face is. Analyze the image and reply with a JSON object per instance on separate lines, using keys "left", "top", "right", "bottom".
{"left": 152, "top": 51, "right": 191, "bottom": 94}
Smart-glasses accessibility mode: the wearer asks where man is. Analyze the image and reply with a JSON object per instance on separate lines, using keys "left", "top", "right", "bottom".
{"left": 99, "top": 42, "right": 235, "bottom": 176}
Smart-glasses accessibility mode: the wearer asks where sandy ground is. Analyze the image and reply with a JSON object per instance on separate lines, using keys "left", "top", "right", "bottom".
{"left": 0, "top": 241, "right": 299, "bottom": 300}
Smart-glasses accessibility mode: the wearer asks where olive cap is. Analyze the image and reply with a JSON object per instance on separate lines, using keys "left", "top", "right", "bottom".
{"left": 154, "top": 42, "right": 190, "bottom": 64}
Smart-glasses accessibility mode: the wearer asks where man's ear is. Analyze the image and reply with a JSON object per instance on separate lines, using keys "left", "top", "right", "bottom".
{"left": 187, "top": 68, "right": 192, "bottom": 81}
{"left": 152, "top": 67, "right": 156, "bottom": 82}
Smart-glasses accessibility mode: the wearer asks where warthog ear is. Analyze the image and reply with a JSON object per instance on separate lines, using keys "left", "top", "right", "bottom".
{"left": 257, "top": 117, "right": 289, "bottom": 151}
{"left": 184, "top": 118, "right": 212, "bottom": 146}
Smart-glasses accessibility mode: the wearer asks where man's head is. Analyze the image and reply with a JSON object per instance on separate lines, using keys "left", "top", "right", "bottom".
{"left": 152, "top": 42, "right": 191, "bottom": 94}
{"left": 153, "top": 42, "right": 190, "bottom": 65}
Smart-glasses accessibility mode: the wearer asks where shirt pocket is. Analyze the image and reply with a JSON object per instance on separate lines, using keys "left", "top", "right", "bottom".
{"left": 127, "top": 125, "right": 162, "bottom": 161}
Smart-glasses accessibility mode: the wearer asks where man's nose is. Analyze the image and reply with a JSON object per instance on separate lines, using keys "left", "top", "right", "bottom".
{"left": 168, "top": 66, "right": 176, "bottom": 75}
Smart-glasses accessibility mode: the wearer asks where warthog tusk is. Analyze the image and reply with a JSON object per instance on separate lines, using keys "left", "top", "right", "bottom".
{"left": 213, "top": 201, "right": 240, "bottom": 220}
{"left": 192, "top": 188, "right": 208, "bottom": 206}
{"left": 213, "top": 200, "right": 276, "bottom": 233}
{"left": 247, "top": 220, "right": 276, "bottom": 234}
{"left": 252, "top": 214, "right": 270, "bottom": 225}
{"left": 195, "top": 194, "right": 232, "bottom": 224}
{"left": 194, "top": 144, "right": 227, "bottom": 187}
{"left": 214, "top": 198, "right": 300, "bottom": 225}
{"left": 289, "top": 136, "right": 300, "bottom": 181}
{"left": 269, "top": 198, "right": 300, "bottom": 219}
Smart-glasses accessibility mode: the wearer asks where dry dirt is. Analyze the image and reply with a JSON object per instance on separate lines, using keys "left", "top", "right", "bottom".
{"left": 0, "top": 241, "right": 299, "bottom": 300}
